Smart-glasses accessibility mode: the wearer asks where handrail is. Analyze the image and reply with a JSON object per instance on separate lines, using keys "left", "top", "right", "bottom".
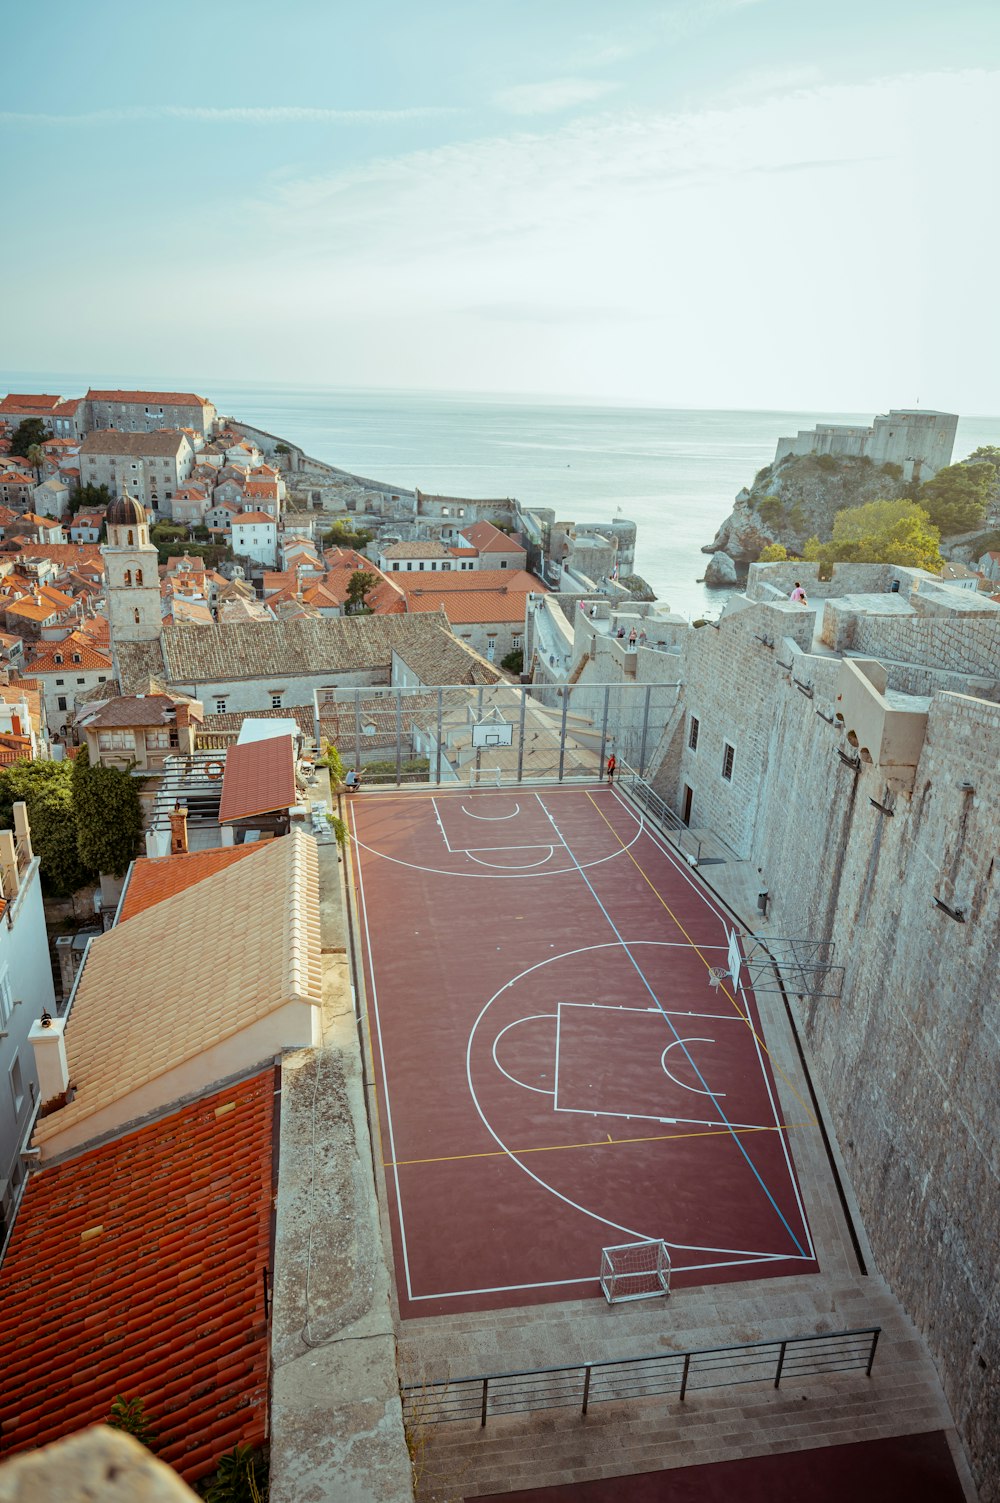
{"left": 617, "top": 762, "right": 704, "bottom": 864}
{"left": 401, "top": 1326, "right": 881, "bottom": 1427}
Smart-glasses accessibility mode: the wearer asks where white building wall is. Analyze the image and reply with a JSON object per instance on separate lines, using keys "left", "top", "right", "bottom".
{"left": 0, "top": 857, "right": 57, "bottom": 1235}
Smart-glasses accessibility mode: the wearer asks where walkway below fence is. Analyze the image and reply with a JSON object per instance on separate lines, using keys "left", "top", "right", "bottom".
{"left": 402, "top": 1327, "right": 881, "bottom": 1427}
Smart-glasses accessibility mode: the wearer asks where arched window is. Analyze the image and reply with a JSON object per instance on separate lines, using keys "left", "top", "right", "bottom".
{"left": 124, "top": 569, "right": 132, "bottom": 586}
{"left": 127, "top": 530, "right": 134, "bottom": 546}
{"left": 135, "top": 568, "right": 143, "bottom": 586}
{"left": 134, "top": 608, "right": 140, "bottom": 624}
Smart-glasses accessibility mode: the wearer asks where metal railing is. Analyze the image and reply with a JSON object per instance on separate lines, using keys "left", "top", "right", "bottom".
{"left": 401, "top": 1326, "right": 880, "bottom": 1427}
{"left": 618, "top": 763, "right": 708, "bottom": 865}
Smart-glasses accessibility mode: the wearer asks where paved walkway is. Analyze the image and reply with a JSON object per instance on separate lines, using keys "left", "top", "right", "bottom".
{"left": 389, "top": 840, "right": 975, "bottom": 1503}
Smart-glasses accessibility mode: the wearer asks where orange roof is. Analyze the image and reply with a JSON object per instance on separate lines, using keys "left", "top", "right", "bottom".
{"left": 399, "top": 568, "right": 544, "bottom": 624}
{"left": 0, "top": 473, "right": 34, "bottom": 486}
{"left": 30, "top": 633, "right": 112, "bottom": 671}
{"left": 0, "top": 394, "right": 62, "bottom": 413}
{"left": 460, "top": 520, "right": 526, "bottom": 554}
{"left": 5, "top": 598, "right": 59, "bottom": 623}
{"left": 118, "top": 844, "right": 264, "bottom": 923}
{"left": 12, "top": 545, "right": 104, "bottom": 569}
{"left": 0, "top": 1071, "right": 274, "bottom": 1483}
{"left": 219, "top": 733, "right": 296, "bottom": 823}
{"left": 86, "top": 388, "right": 208, "bottom": 406}
{"left": 232, "top": 511, "right": 276, "bottom": 525}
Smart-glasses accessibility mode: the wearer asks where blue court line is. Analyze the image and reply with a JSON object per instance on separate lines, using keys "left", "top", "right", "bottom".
{"left": 535, "top": 794, "right": 807, "bottom": 1260}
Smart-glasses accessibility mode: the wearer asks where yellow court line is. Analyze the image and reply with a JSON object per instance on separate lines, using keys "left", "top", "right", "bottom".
{"left": 386, "top": 1120, "right": 812, "bottom": 1169}
{"left": 584, "top": 790, "right": 818, "bottom": 1127}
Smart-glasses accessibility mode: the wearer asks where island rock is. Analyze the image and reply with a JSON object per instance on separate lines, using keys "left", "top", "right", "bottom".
{"left": 703, "top": 551, "right": 738, "bottom": 586}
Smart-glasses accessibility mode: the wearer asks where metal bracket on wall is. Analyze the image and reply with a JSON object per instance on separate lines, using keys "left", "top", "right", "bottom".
{"left": 933, "top": 896, "right": 966, "bottom": 922}
{"left": 837, "top": 748, "right": 861, "bottom": 771}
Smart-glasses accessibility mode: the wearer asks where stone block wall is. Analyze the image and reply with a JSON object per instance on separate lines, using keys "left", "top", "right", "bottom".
{"left": 651, "top": 605, "right": 1000, "bottom": 1496}
{"left": 847, "top": 613, "right": 1000, "bottom": 678}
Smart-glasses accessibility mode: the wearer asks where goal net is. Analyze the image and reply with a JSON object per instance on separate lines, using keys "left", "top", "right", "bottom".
{"left": 600, "top": 1240, "right": 671, "bottom": 1304}
{"left": 469, "top": 765, "right": 503, "bottom": 788}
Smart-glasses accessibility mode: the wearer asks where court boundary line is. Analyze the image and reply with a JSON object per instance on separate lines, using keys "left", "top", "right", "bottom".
{"left": 352, "top": 786, "right": 817, "bottom": 1305}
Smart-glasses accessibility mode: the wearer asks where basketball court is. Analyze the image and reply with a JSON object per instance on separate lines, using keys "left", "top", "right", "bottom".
{"left": 350, "top": 783, "right": 819, "bottom": 1319}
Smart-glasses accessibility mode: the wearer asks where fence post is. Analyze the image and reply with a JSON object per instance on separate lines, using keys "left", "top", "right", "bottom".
{"left": 517, "top": 687, "right": 527, "bottom": 783}
{"left": 435, "top": 689, "right": 443, "bottom": 785}
{"left": 866, "top": 1327, "right": 880, "bottom": 1377}
{"left": 774, "top": 1340, "right": 787, "bottom": 1389}
{"left": 582, "top": 1364, "right": 592, "bottom": 1416}
{"left": 558, "top": 688, "right": 569, "bottom": 782}
{"left": 680, "top": 1353, "right": 691, "bottom": 1401}
{"left": 395, "top": 691, "right": 403, "bottom": 786}
{"left": 481, "top": 1378, "right": 489, "bottom": 1428}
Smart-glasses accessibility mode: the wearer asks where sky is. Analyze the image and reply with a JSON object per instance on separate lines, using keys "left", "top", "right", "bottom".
{"left": 2, "top": 0, "right": 999, "bottom": 411}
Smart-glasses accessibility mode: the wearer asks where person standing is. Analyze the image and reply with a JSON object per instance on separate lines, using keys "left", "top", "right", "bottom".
{"left": 628, "top": 627, "right": 637, "bottom": 648}
{"left": 606, "top": 752, "right": 617, "bottom": 785}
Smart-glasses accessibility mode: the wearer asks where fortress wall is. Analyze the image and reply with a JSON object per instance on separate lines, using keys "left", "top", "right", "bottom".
{"left": 655, "top": 610, "right": 999, "bottom": 1495}
{"left": 846, "top": 612, "right": 1000, "bottom": 678}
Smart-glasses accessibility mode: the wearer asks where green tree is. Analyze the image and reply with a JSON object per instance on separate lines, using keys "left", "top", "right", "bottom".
{"left": 317, "top": 742, "right": 345, "bottom": 785}
{"left": 9, "top": 418, "right": 51, "bottom": 458}
{"left": 803, "top": 498, "right": 942, "bottom": 573}
{"left": 107, "top": 1395, "right": 158, "bottom": 1451}
{"left": 72, "top": 746, "right": 144, "bottom": 877}
{"left": 323, "top": 519, "right": 374, "bottom": 552}
{"left": 757, "top": 543, "right": 788, "bottom": 561}
{"left": 345, "top": 569, "right": 379, "bottom": 614}
{"left": 756, "top": 496, "right": 784, "bottom": 527}
{"left": 500, "top": 647, "right": 523, "bottom": 674}
{"left": 916, "top": 461, "right": 993, "bottom": 535}
{"left": 25, "top": 443, "right": 45, "bottom": 478}
{"left": 202, "top": 1443, "right": 268, "bottom": 1502}
{"left": 966, "top": 445, "right": 1000, "bottom": 477}
{"left": 70, "top": 481, "right": 112, "bottom": 517}
{"left": 0, "top": 761, "right": 96, "bottom": 897}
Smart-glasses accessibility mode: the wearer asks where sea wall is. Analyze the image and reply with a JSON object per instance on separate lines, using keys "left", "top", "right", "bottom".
{"left": 650, "top": 603, "right": 1000, "bottom": 1497}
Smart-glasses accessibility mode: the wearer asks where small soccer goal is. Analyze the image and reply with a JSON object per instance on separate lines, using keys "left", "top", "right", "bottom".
{"left": 599, "top": 1239, "right": 672, "bottom": 1304}
{"left": 469, "top": 765, "right": 503, "bottom": 788}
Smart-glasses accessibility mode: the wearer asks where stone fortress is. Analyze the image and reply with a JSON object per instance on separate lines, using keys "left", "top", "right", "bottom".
{"left": 774, "top": 409, "right": 959, "bottom": 482}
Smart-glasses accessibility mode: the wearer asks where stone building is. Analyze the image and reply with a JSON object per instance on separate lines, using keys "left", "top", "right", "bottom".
{"left": 774, "top": 409, "right": 958, "bottom": 482}
{"left": 645, "top": 561, "right": 1000, "bottom": 1495}
{"left": 101, "top": 495, "right": 163, "bottom": 677}
{"left": 80, "top": 429, "right": 194, "bottom": 510}
{"left": 83, "top": 388, "right": 217, "bottom": 437}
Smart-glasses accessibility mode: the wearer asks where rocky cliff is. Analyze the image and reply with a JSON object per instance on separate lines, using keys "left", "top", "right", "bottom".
{"left": 703, "top": 452, "right": 911, "bottom": 564}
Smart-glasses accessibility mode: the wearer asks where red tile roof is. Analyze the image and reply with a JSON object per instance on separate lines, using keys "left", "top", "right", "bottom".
{"left": 219, "top": 733, "right": 296, "bottom": 823}
{"left": 460, "top": 519, "right": 527, "bottom": 554}
{"left": 0, "top": 1071, "right": 275, "bottom": 1483}
{"left": 86, "top": 388, "right": 209, "bottom": 406}
{"left": 0, "top": 394, "right": 62, "bottom": 413}
{"left": 118, "top": 844, "right": 265, "bottom": 922}
{"left": 400, "top": 568, "right": 544, "bottom": 624}
{"left": 30, "top": 632, "right": 113, "bottom": 671}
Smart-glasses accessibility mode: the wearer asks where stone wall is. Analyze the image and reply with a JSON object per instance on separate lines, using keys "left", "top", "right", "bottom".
{"left": 649, "top": 602, "right": 999, "bottom": 1497}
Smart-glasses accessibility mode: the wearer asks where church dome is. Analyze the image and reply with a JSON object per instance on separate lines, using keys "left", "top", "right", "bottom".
{"left": 106, "top": 494, "right": 147, "bottom": 528}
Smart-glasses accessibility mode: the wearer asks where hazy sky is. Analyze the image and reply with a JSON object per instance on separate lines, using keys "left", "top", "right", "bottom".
{"left": 3, "top": 0, "right": 999, "bottom": 410}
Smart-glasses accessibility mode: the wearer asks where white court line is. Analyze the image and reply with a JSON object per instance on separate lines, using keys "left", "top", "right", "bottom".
{"left": 350, "top": 800, "right": 416, "bottom": 1301}
{"left": 492, "top": 1014, "right": 556, "bottom": 1096}
{"left": 466, "top": 846, "right": 554, "bottom": 870}
{"left": 661, "top": 1038, "right": 724, "bottom": 1098}
{"left": 430, "top": 796, "right": 453, "bottom": 853}
{"left": 461, "top": 802, "right": 521, "bottom": 821}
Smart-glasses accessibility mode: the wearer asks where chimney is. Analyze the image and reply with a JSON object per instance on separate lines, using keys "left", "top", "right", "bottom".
{"left": 169, "top": 802, "right": 189, "bottom": 855}
{"left": 29, "top": 1011, "right": 70, "bottom": 1109}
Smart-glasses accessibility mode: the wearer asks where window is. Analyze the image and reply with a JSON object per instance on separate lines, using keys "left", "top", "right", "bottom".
{"left": 722, "top": 742, "right": 735, "bottom": 781}
{"left": 76, "top": 677, "right": 85, "bottom": 685}
{"left": 391, "top": 562, "right": 399, "bottom": 571}
{"left": 146, "top": 728, "right": 171, "bottom": 749}
{"left": 57, "top": 696, "right": 67, "bottom": 711}
{"left": 98, "top": 730, "right": 135, "bottom": 751}
{"left": 271, "top": 694, "right": 283, "bottom": 709}
{"left": 512, "top": 634, "right": 521, "bottom": 648}
{"left": 0, "top": 971, "right": 12, "bottom": 1027}
{"left": 98, "top": 676, "right": 107, "bottom": 683}
{"left": 215, "top": 699, "right": 227, "bottom": 713}
{"left": 55, "top": 678, "right": 64, "bottom": 686}
{"left": 9, "top": 1054, "right": 24, "bottom": 1115}
{"left": 54, "top": 653, "right": 63, "bottom": 664}
{"left": 72, "top": 653, "right": 81, "bottom": 663}
{"left": 688, "top": 715, "right": 700, "bottom": 752}
{"left": 500, "top": 560, "right": 508, "bottom": 568}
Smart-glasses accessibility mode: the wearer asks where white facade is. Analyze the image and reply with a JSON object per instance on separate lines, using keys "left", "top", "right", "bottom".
{"left": 0, "top": 812, "right": 57, "bottom": 1248}
{"left": 231, "top": 514, "right": 278, "bottom": 568}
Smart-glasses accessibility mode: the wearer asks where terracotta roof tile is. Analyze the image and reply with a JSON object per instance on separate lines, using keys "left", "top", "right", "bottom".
{"left": 32, "top": 832, "right": 320, "bottom": 1150}
{"left": 81, "top": 430, "right": 189, "bottom": 458}
{"left": 0, "top": 1071, "right": 274, "bottom": 1483}
{"left": 460, "top": 519, "right": 527, "bottom": 554}
{"left": 219, "top": 734, "right": 297, "bottom": 823}
{"left": 401, "top": 568, "right": 543, "bottom": 624}
{"left": 86, "top": 388, "right": 209, "bottom": 406}
{"left": 118, "top": 845, "right": 265, "bottom": 922}
{"left": 0, "top": 394, "right": 63, "bottom": 413}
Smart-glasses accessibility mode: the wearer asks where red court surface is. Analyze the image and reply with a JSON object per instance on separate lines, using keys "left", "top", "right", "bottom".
{"left": 472, "top": 1430, "right": 969, "bottom": 1502}
{"left": 350, "top": 785, "right": 819, "bottom": 1319}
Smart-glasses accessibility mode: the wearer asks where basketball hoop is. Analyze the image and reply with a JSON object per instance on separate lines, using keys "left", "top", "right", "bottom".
{"left": 708, "top": 966, "right": 728, "bottom": 990}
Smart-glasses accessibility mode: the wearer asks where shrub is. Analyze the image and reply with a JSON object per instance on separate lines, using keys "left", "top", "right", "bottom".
{"left": 107, "top": 1395, "right": 158, "bottom": 1451}
{"left": 880, "top": 461, "right": 904, "bottom": 479}
{"left": 201, "top": 1443, "right": 268, "bottom": 1502}
{"left": 814, "top": 453, "right": 839, "bottom": 472}
{"left": 757, "top": 543, "right": 788, "bottom": 562}
{"left": 500, "top": 648, "right": 523, "bottom": 674}
{"left": 757, "top": 496, "right": 784, "bottom": 527}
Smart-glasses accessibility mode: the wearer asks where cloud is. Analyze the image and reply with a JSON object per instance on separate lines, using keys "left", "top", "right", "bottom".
{"left": 0, "top": 104, "right": 461, "bottom": 127}
{"left": 494, "top": 78, "right": 618, "bottom": 116}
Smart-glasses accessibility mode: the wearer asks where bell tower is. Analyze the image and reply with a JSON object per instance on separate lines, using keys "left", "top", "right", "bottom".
{"left": 102, "top": 495, "right": 162, "bottom": 671}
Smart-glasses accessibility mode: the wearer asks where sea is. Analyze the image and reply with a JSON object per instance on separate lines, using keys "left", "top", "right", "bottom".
{"left": 4, "top": 372, "right": 997, "bottom": 620}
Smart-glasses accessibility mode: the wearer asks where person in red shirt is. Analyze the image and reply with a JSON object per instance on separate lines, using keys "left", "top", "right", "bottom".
{"left": 606, "top": 752, "right": 617, "bottom": 785}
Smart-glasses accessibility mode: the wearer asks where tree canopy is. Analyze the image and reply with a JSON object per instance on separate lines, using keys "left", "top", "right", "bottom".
{"left": 9, "top": 418, "right": 51, "bottom": 458}
{"left": 72, "top": 746, "right": 144, "bottom": 878}
{"left": 323, "top": 519, "right": 373, "bottom": 551}
{"left": 70, "top": 481, "right": 112, "bottom": 517}
{"left": 345, "top": 569, "right": 379, "bottom": 613}
{"left": 803, "top": 498, "right": 942, "bottom": 573}
{"left": 915, "top": 461, "right": 994, "bottom": 535}
{"left": 0, "top": 761, "right": 96, "bottom": 897}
